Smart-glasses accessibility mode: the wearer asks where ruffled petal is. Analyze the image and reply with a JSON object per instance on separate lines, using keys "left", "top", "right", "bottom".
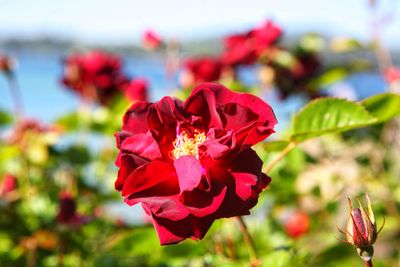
{"left": 128, "top": 195, "right": 190, "bottom": 221}
{"left": 183, "top": 87, "right": 223, "bottom": 129}
{"left": 189, "top": 83, "right": 277, "bottom": 147}
{"left": 122, "top": 161, "right": 178, "bottom": 197}
{"left": 174, "top": 156, "right": 203, "bottom": 193}
{"left": 122, "top": 101, "right": 152, "bottom": 134}
{"left": 151, "top": 214, "right": 214, "bottom": 245}
{"left": 148, "top": 97, "right": 184, "bottom": 157}
{"left": 115, "top": 153, "right": 149, "bottom": 191}
{"left": 120, "top": 132, "right": 162, "bottom": 160}
{"left": 173, "top": 156, "right": 226, "bottom": 217}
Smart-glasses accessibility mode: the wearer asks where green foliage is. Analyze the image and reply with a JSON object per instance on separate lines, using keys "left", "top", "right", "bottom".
{"left": 290, "top": 93, "right": 400, "bottom": 142}
{"left": 0, "top": 109, "right": 12, "bottom": 126}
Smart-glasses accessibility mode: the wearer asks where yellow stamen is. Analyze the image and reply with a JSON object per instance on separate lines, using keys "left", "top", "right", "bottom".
{"left": 172, "top": 130, "right": 207, "bottom": 159}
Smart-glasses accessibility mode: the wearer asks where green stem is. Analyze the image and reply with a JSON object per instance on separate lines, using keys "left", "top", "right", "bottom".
{"left": 236, "top": 216, "right": 258, "bottom": 264}
{"left": 263, "top": 141, "right": 297, "bottom": 174}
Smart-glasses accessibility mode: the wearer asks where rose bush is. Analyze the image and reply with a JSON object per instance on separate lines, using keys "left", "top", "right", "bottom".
{"left": 114, "top": 83, "right": 277, "bottom": 244}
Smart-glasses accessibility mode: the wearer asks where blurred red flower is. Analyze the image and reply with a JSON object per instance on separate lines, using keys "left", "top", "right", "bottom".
{"left": 61, "top": 50, "right": 128, "bottom": 105}
{"left": 0, "top": 53, "right": 14, "bottom": 75}
{"left": 57, "top": 192, "right": 86, "bottom": 226}
{"left": 222, "top": 20, "right": 282, "bottom": 66}
{"left": 0, "top": 173, "right": 17, "bottom": 196}
{"left": 182, "top": 57, "right": 223, "bottom": 86}
{"left": 143, "top": 30, "right": 162, "bottom": 50}
{"left": 115, "top": 83, "right": 277, "bottom": 245}
{"left": 123, "top": 78, "right": 149, "bottom": 103}
{"left": 283, "top": 210, "right": 310, "bottom": 238}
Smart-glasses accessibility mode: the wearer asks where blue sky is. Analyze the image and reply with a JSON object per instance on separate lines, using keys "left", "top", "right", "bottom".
{"left": 0, "top": 0, "right": 399, "bottom": 45}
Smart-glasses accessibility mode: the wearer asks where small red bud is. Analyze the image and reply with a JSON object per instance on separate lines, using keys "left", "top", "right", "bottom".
{"left": 339, "top": 193, "right": 384, "bottom": 262}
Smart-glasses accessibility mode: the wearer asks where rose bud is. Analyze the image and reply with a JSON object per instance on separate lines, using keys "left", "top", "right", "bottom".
{"left": 143, "top": 30, "right": 162, "bottom": 50}
{"left": 338, "top": 193, "right": 384, "bottom": 262}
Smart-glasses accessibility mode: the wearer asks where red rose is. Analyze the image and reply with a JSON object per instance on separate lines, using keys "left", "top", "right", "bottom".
{"left": 61, "top": 50, "right": 128, "bottom": 105}
{"left": 123, "top": 78, "right": 149, "bottom": 102}
{"left": 182, "top": 57, "right": 223, "bottom": 86}
{"left": 143, "top": 30, "right": 163, "bottom": 50}
{"left": 221, "top": 20, "right": 282, "bottom": 67}
{"left": 115, "top": 83, "right": 277, "bottom": 245}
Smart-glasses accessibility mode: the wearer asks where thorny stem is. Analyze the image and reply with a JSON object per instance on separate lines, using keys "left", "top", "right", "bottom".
{"left": 263, "top": 141, "right": 297, "bottom": 174}
{"left": 236, "top": 216, "right": 258, "bottom": 265}
{"left": 365, "top": 259, "right": 373, "bottom": 267}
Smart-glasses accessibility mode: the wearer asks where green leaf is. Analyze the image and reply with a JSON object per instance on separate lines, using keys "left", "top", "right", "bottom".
{"left": 309, "top": 68, "right": 348, "bottom": 89}
{"left": 0, "top": 109, "right": 13, "bottom": 126}
{"left": 292, "top": 98, "right": 377, "bottom": 142}
{"left": 361, "top": 93, "right": 400, "bottom": 123}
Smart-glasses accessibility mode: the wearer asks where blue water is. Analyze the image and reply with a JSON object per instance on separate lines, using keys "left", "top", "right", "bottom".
{"left": 0, "top": 51, "right": 388, "bottom": 127}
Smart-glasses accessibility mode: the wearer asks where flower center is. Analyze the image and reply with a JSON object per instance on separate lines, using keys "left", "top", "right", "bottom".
{"left": 172, "top": 130, "right": 207, "bottom": 159}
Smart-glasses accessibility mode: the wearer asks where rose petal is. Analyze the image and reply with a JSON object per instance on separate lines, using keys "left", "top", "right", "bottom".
{"left": 122, "top": 101, "right": 152, "bottom": 134}
{"left": 128, "top": 195, "right": 190, "bottom": 221}
{"left": 120, "top": 132, "right": 162, "bottom": 160}
{"left": 151, "top": 214, "right": 214, "bottom": 245}
{"left": 181, "top": 186, "right": 227, "bottom": 217}
{"left": 115, "top": 153, "right": 149, "bottom": 191}
{"left": 187, "top": 84, "right": 277, "bottom": 148}
{"left": 174, "top": 156, "right": 203, "bottom": 193}
{"left": 184, "top": 88, "right": 223, "bottom": 129}
{"left": 122, "top": 161, "right": 178, "bottom": 197}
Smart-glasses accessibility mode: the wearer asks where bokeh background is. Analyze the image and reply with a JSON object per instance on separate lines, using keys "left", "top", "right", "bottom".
{"left": 1, "top": 0, "right": 400, "bottom": 266}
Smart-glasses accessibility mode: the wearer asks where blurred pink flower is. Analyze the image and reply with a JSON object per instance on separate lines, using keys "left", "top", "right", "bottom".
{"left": 384, "top": 67, "right": 400, "bottom": 84}
{"left": 143, "top": 30, "right": 163, "bottom": 50}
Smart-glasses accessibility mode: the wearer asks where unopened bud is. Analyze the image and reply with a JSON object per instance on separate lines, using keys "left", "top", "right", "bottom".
{"left": 338, "top": 193, "right": 384, "bottom": 262}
